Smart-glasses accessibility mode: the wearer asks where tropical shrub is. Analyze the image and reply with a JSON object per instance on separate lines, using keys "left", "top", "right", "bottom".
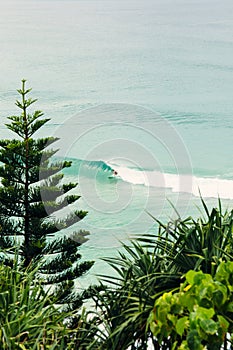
{"left": 0, "top": 257, "right": 70, "bottom": 349}
{"left": 87, "top": 241, "right": 164, "bottom": 349}
{"left": 0, "top": 251, "right": 100, "bottom": 349}
{"left": 144, "top": 198, "right": 233, "bottom": 277}
{"left": 148, "top": 261, "right": 233, "bottom": 349}
{"left": 88, "top": 200, "right": 233, "bottom": 349}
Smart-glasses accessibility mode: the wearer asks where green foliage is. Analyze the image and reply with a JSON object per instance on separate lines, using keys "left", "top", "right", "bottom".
{"left": 86, "top": 200, "right": 233, "bottom": 349}
{"left": 0, "top": 80, "right": 94, "bottom": 310}
{"left": 148, "top": 261, "right": 233, "bottom": 349}
{"left": 85, "top": 239, "right": 178, "bottom": 349}
{"left": 144, "top": 198, "right": 233, "bottom": 277}
{"left": 0, "top": 253, "right": 99, "bottom": 349}
{"left": 0, "top": 257, "right": 69, "bottom": 349}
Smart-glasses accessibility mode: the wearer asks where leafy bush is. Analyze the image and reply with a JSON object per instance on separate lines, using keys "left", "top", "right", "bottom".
{"left": 144, "top": 198, "right": 233, "bottom": 277}
{"left": 148, "top": 261, "right": 233, "bottom": 349}
{"left": 0, "top": 257, "right": 71, "bottom": 349}
{"left": 0, "top": 251, "right": 101, "bottom": 349}
{"left": 87, "top": 200, "right": 233, "bottom": 349}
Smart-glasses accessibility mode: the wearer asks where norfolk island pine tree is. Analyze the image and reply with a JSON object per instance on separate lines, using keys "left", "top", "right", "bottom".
{"left": 0, "top": 80, "right": 94, "bottom": 311}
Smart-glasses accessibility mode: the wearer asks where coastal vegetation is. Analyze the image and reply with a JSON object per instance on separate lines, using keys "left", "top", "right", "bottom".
{"left": 148, "top": 262, "right": 233, "bottom": 349}
{"left": 84, "top": 201, "right": 233, "bottom": 349}
{"left": 0, "top": 81, "right": 93, "bottom": 311}
{"left": 0, "top": 82, "right": 232, "bottom": 349}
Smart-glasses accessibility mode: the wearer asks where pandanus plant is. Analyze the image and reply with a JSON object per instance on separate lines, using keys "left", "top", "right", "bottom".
{"left": 87, "top": 199, "right": 233, "bottom": 349}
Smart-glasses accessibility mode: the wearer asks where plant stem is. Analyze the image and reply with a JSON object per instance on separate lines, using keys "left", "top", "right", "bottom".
{"left": 22, "top": 80, "right": 30, "bottom": 266}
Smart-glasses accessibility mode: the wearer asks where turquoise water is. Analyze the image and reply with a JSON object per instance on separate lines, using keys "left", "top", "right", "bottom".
{"left": 1, "top": 0, "right": 233, "bottom": 281}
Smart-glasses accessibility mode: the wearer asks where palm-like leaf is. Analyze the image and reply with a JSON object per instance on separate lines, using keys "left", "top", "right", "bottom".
{"left": 89, "top": 199, "right": 233, "bottom": 349}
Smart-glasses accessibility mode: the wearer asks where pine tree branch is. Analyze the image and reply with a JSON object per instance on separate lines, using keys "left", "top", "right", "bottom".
{"left": 0, "top": 80, "right": 93, "bottom": 311}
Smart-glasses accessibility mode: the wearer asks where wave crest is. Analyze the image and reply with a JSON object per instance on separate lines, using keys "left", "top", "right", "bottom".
{"left": 65, "top": 158, "right": 233, "bottom": 200}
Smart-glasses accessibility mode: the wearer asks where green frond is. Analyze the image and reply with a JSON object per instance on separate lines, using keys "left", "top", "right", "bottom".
{"left": 0, "top": 80, "right": 93, "bottom": 313}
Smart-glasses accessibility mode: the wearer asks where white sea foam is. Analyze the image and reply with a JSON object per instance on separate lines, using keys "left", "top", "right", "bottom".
{"left": 108, "top": 163, "right": 233, "bottom": 200}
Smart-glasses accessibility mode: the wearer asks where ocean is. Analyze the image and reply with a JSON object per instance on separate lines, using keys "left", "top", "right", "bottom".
{"left": 1, "top": 0, "right": 233, "bottom": 282}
